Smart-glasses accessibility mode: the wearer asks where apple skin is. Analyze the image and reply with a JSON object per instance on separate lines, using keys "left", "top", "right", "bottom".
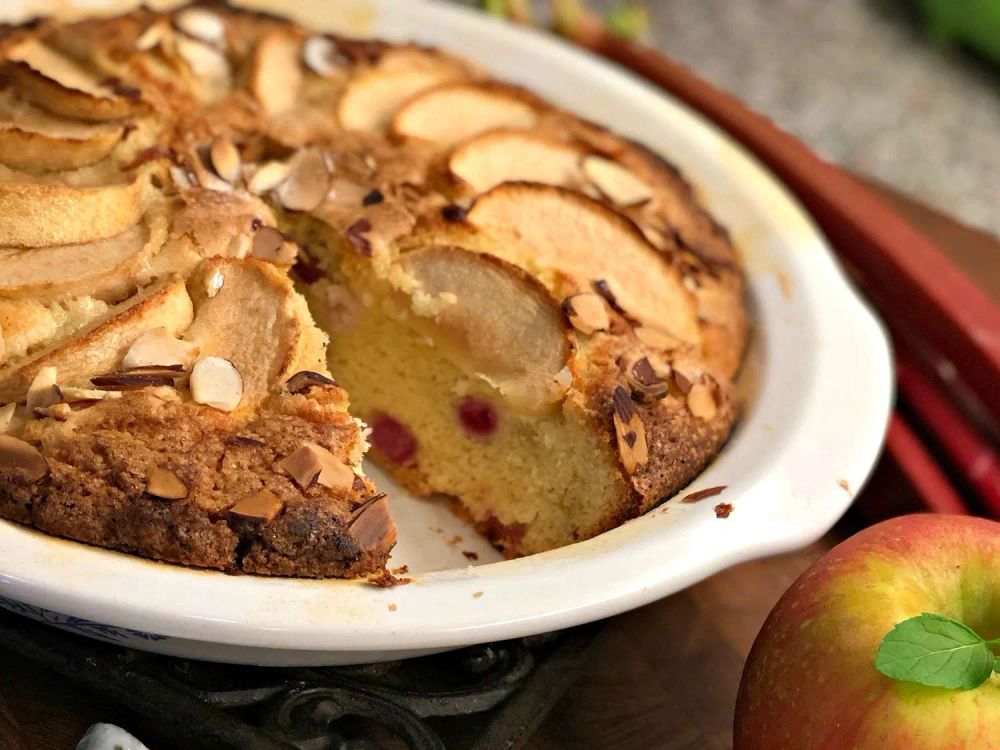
{"left": 734, "top": 514, "right": 1000, "bottom": 750}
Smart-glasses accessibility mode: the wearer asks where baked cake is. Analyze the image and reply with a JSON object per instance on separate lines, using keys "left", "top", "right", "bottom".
{"left": 0, "top": 3, "right": 747, "bottom": 577}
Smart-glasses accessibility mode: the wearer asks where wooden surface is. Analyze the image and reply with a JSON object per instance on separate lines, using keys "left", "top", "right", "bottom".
{"left": 0, "top": 184, "right": 995, "bottom": 749}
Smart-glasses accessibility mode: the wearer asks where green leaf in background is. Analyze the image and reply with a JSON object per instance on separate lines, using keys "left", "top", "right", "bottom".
{"left": 874, "top": 612, "right": 997, "bottom": 690}
{"left": 605, "top": 3, "right": 649, "bottom": 41}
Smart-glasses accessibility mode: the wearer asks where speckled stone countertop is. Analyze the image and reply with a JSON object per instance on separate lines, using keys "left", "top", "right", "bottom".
{"left": 583, "top": 0, "right": 998, "bottom": 236}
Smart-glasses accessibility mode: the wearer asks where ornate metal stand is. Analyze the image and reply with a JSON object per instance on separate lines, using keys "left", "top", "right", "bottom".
{"left": 0, "top": 609, "right": 599, "bottom": 749}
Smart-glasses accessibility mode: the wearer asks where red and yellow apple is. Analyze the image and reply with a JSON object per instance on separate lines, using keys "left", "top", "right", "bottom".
{"left": 735, "top": 514, "right": 1000, "bottom": 749}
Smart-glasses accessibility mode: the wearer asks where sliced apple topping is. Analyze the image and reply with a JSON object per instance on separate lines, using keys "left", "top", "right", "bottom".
{"left": 0, "top": 436, "right": 48, "bottom": 482}
{"left": 0, "top": 403, "right": 15, "bottom": 433}
{"left": 121, "top": 326, "right": 199, "bottom": 370}
{"left": 183, "top": 259, "right": 321, "bottom": 409}
{"left": 582, "top": 156, "right": 654, "bottom": 207}
{"left": 275, "top": 147, "right": 330, "bottom": 212}
{"left": 4, "top": 41, "right": 138, "bottom": 121}
{"left": 392, "top": 83, "right": 538, "bottom": 146}
{"left": 466, "top": 183, "right": 699, "bottom": 344}
{"left": 0, "top": 178, "right": 144, "bottom": 248}
{"left": 0, "top": 277, "right": 192, "bottom": 402}
{"left": 190, "top": 356, "right": 243, "bottom": 412}
{"left": 337, "top": 51, "right": 466, "bottom": 132}
{"left": 449, "top": 131, "right": 581, "bottom": 194}
{"left": 0, "top": 217, "right": 164, "bottom": 301}
{"left": 395, "top": 246, "right": 571, "bottom": 413}
{"left": 0, "top": 118, "right": 124, "bottom": 172}
{"left": 249, "top": 30, "right": 303, "bottom": 115}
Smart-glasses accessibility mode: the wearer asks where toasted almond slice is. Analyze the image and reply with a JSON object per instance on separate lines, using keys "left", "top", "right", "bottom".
{"left": 121, "top": 326, "right": 199, "bottom": 370}
{"left": 209, "top": 136, "right": 241, "bottom": 183}
{"left": 145, "top": 466, "right": 188, "bottom": 500}
{"left": 302, "top": 35, "right": 345, "bottom": 77}
{"left": 190, "top": 356, "right": 243, "bottom": 412}
{"left": 276, "top": 147, "right": 330, "bottom": 211}
{"left": 251, "top": 226, "right": 297, "bottom": 264}
{"left": 392, "top": 83, "right": 538, "bottom": 146}
{"left": 328, "top": 178, "right": 370, "bottom": 206}
{"left": 612, "top": 385, "right": 649, "bottom": 474}
{"left": 230, "top": 488, "right": 283, "bottom": 522}
{"left": 628, "top": 356, "right": 670, "bottom": 403}
{"left": 687, "top": 382, "right": 718, "bottom": 420}
{"left": 0, "top": 435, "right": 48, "bottom": 481}
{"left": 60, "top": 387, "right": 122, "bottom": 402}
{"left": 278, "top": 443, "right": 355, "bottom": 491}
{"left": 184, "top": 259, "right": 321, "bottom": 409}
{"left": 466, "top": 183, "right": 699, "bottom": 344}
{"left": 0, "top": 403, "right": 15, "bottom": 432}
{"left": 0, "top": 178, "right": 143, "bottom": 248}
{"left": 285, "top": 370, "right": 337, "bottom": 394}
{"left": 396, "top": 246, "right": 571, "bottom": 413}
{"left": 582, "top": 156, "right": 654, "bottom": 207}
{"left": 0, "top": 124, "right": 124, "bottom": 172}
{"left": 3, "top": 45, "right": 135, "bottom": 121}
{"left": 175, "top": 35, "right": 230, "bottom": 87}
{"left": 0, "top": 220, "right": 161, "bottom": 303}
{"left": 249, "top": 30, "right": 302, "bottom": 116}
{"left": 337, "top": 65, "right": 463, "bottom": 133}
{"left": 26, "top": 366, "right": 61, "bottom": 412}
{"left": 348, "top": 495, "right": 396, "bottom": 551}
{"left": 449, "top": 130, "right": 581, "bottom": 194}
{"left": 247, "top": 160, "right": 291, "bottom": 194}
{"left": 562, "top": 293, "right": 610, "bottom": 335}
{"left": 135, "top": 18, "right": 170, "bottom": 51}
{"left": 0, "top": 278, "right": 192, "bottom": 403}
{"left": 174, "top": 7, "right": 226, "bottom": 46}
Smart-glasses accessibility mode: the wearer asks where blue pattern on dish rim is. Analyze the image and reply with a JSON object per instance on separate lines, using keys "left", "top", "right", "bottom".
{"left": 0, "top": 596, "right": 169, "bottom": 643}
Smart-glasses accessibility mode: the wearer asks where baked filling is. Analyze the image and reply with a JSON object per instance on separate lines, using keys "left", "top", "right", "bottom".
{"left": 0, "top": 5, "right": 747, "bottom": 577}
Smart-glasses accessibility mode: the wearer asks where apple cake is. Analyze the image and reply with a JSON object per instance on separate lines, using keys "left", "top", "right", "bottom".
{"left": 0, "top": 4, "right": 747, "bottom": 577}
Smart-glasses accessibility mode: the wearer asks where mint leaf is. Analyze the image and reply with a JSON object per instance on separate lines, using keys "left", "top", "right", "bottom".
{"left": 874, "top": 613, "right": 995, "bottom": 690}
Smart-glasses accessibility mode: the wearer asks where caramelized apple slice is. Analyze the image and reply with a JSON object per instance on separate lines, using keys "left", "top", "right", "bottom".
{"left": 0, "top": 277, "right": 192, "bottom": 401}
{"left": 3, "top": 41, "right": 138, "bottom": 121}
{"left": 395, "top": 245, "right": 571, "bottom": 413}
{"left": 337, "top": 50, "right": 466, "bottom": 132}
{"left": 183, "top": 258, "right": 327, "bottom": 409}
{"left": 0, "top": 117, "right": 124, "bottom": 172}
{"left": 449, "top": 130, "right": 581, "bottom": 193}
{"left": 0, "top": 177, "right": 144, "bottom": 248}
{"left": 467, "top": 183, "right": 699, "bottom": 343}
{"left": 392, "top": 83, "right": 538, "bottom": 146}
{"left": 0, "top": 216, "right": 165, "bottom": 302}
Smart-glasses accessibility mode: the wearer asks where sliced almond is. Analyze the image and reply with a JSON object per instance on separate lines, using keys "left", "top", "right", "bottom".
{"left": 612, "top": 385, "right": 649, "bottom": 475}
{"left": 60, "top": 387, "right": 122, "bottom": 402}
{"left": 90, "top": 372, "right": 176, "bottom": 390}
{"left": 278, "top": 443, "right": 355, "bottom": 491}
{"left": 34, "top": 402, "right": 72, "bottom": 420}
{"left": 628, "top": 356, "right": 670, "bottom": 403}
{"left": 0, "top": 435, "right": 48, "bottom": 481}
{"left": 190, "top": 356, "right": 243, "bottom": 412}
{"left": 249, "top": 30, "right": 302, "bottom": 115}
{"left": 230, "top": 488, "right": 283, "bottom": 522}
{"left": 121, "top": 327, "right": 199, "bottom": 370}
{"left": 0, "top": 403, "right": 15, "bottom": 433}
{"left": 175, "top": 36, "right": 230, "bottom": 86}
{"left": 328, "top": 178, "right": 370, "bottom": 206}
{"left": 145, "top": 466, "right": 188, "bottom": 500}
{"left": 174, "top": 7, "right": 227, "bottom": 46}
{"left": 302, "top": 35, "right": 345, "bottom": 77}
{"left": 687, "top": 382, "right": 718, "bottom": 421}
{"left": 562, "top": 293, "right": 609, "bottom": 335}
{"left": 582, "top": 156, "right": 654, "bottom": 207}
{"left": 136, "top": 19, "right": 170, "bottom": 51}
{"left": 209, "top": 136, "right": 241, "bottom": 183}
{"left": 286, "top": 370, "right": 337, "bottom": 394}
{"left": 26, "top": 366, "right": 61, "bottom": 412}
{"left": 247, "top": 160, "right": 291, "bottom": 194}
{"left": 276, "top": 147, "right": 330, "bottom": 212}
{"left": 252, "top": 226, "right": 297, "bottom": 264}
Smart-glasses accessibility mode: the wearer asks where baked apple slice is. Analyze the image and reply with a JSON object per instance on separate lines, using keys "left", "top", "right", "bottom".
{"left": 0, "top": 215, "right": 166, "bottom": 302}
{"left": 466, "top": 183, "right": 699, "bottom": 343}
{"left": 183, "top": 258, "right": 327, "bottom": 409}
{"left": 0, "top": 276, "right": 192, "bottom": 401}
{"left": 448, "top": 130, "right": 582, "bottom": 193}
{"left": 394, "top": 245, "right": 571, "bottom": 413}
{"left": 391, "top": 83, "right": 539, "bottom": 146}
{"left": 336, "top": 49, "right": 468, "bottom": 132}
{"left": 0, "top": 177, "right": 144, "bottom": 247}
{"left": 3, "top": 41, "right": 139, "bottom": 122}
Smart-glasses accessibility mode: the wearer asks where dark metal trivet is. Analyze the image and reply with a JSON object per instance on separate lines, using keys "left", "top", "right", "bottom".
{"left": 0, "top": 608, "right": 599, "bottom": 749}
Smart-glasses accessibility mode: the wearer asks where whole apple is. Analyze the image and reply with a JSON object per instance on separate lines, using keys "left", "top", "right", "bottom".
{"left": 735, "top": 514, "right": 1000, "bottom": 749}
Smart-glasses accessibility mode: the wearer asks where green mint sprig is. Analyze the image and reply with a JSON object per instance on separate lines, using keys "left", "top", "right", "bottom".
{"left": 874, "top": 612, "right": 1000, "bottom": 690}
